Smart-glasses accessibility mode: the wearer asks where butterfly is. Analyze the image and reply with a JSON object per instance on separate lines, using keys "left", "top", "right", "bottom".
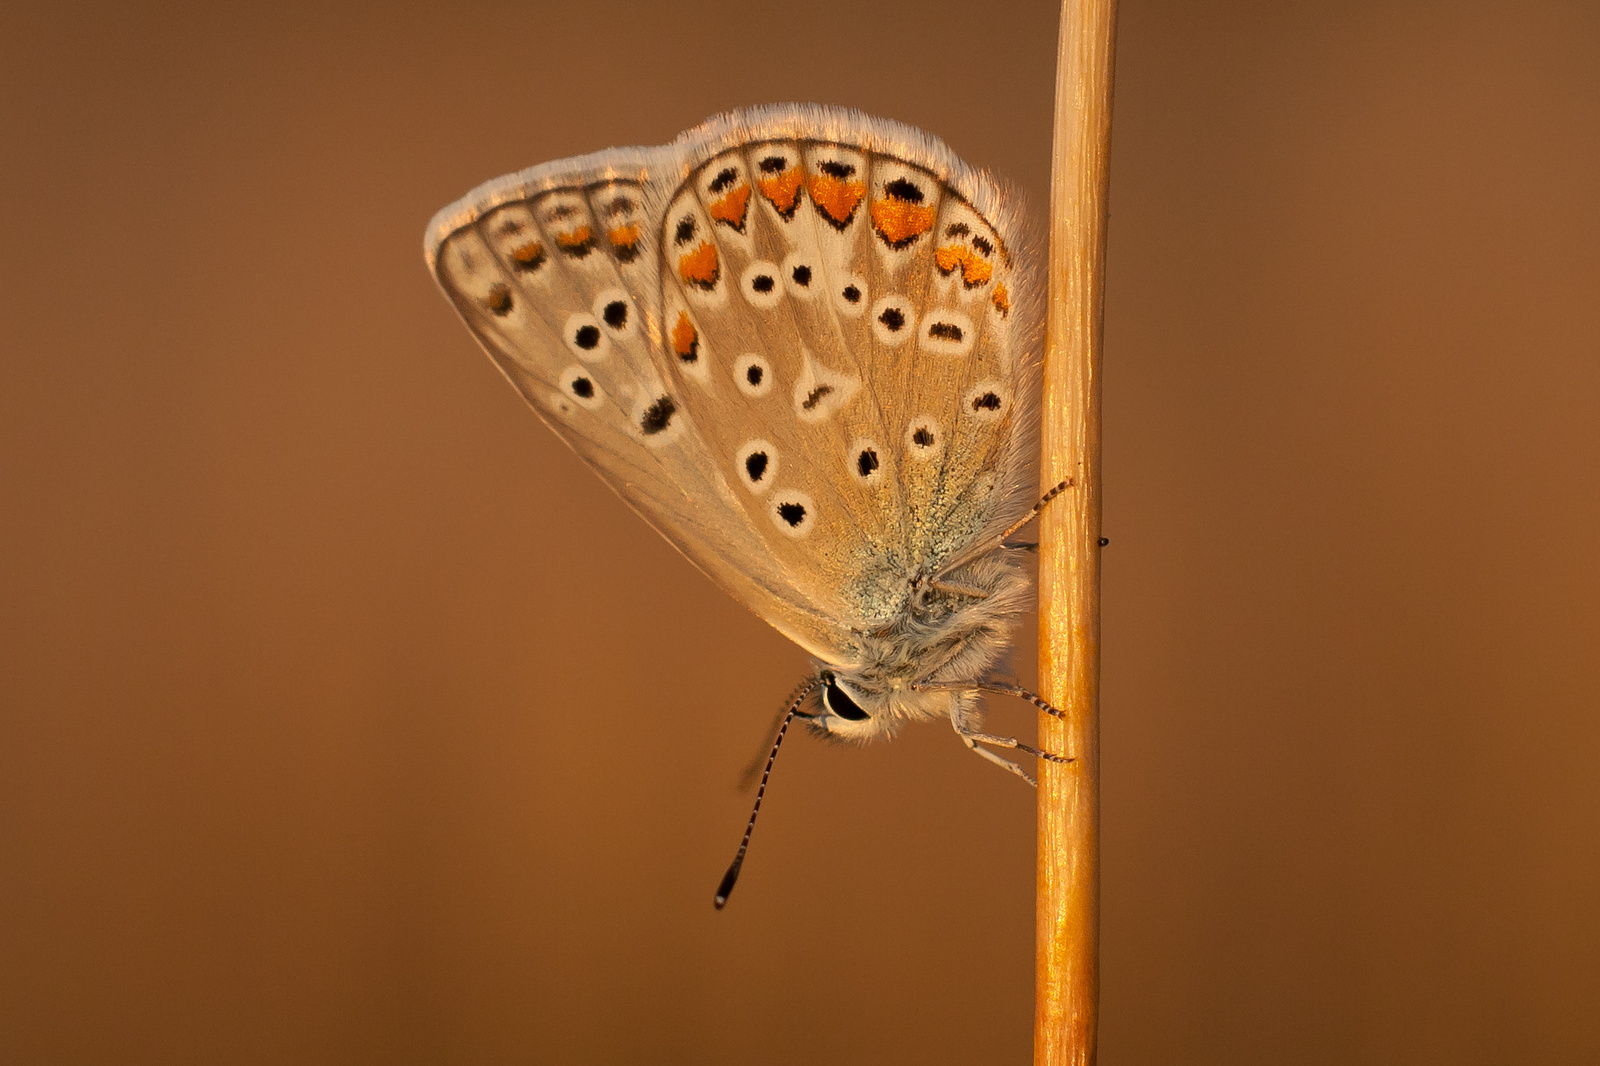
{"left": 424, "top": 105, "right": 1071, "bottom": 905}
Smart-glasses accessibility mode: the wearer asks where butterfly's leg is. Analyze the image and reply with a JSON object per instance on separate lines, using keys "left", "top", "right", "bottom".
{"left": 933, "top": 480, "right": 1074, "bottom": 578}
{"left": 946, "top": 705, "right": 1070, "bottom": 785}
{"left": 996, "top": 478, "right": 1074, "bottom": 543}
{"left": 978, "top": 681, "right": 1067, "bottom": 720}
{"left": 914, "top": 679, "right": 1066, "bottom": 722}
{"left": 960, "top": 733, "right": 1037, "bottom": 787}
{"left": 960, "top": 728, "right": 1072, "bottom": 766}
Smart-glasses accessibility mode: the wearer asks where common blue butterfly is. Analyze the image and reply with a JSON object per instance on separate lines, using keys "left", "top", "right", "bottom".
{"left": 425, "top": 105, "right": 1068, "bottom": 904}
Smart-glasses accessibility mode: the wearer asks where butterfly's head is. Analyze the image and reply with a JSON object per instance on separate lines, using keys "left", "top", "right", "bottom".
{"left": 808, "top": 669, "right": 967, "bottom": 742}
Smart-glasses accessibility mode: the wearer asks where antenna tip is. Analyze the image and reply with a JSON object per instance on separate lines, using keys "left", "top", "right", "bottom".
{"left": 714, "top": 859, "right": 742, "bottom": 910}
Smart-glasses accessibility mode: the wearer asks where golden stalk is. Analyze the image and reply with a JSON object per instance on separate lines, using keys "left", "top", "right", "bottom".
{"left": 1036, "top": 0, "right": 1117, "bottom": 1063}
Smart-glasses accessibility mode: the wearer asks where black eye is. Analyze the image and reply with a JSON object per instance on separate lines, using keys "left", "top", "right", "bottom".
{"left": 823, "top": 677, "right": 869, "bottom": 721}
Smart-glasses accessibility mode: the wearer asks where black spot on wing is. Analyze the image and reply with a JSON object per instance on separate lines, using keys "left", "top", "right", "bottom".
{"left": 640, "top": 396, "right": 676, "bottom": 436}
{"left": 883, "top": 177, "right": 924, "bottom": 203}
{"left": 800, "top": 385, "right": 833, "bottom": 411}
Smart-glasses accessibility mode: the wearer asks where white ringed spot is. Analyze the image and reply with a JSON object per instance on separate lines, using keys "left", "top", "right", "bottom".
{"left": 781, "top": 251, "right": 820, "bottom": 300}
{"left": 834, "top": 273, "right": 868, "bottom": 317}
{"left": 735, "top": 440, "right": 779, "bottom": 494}
{"left": 559, "top": 365, "right": 605, "bottom": 410}
{"left": 848, "top": 438, "right": 885, "bottom": 486}
{"left": 740, "top": 259, "right": 784, "bottom": 309}
{"left": 563, "top": 311, "right": 610, "bottom": 362}
{"left": 964, "top": 381, "right": 1009, "bottom": 421}
{"left": 591, "top": 287, "right": 635, "bottom": 339}
{"left": 733, "top": 353, "right": 773, "bottom": 397}
{"left": 919, "top": 309, "right": 975, "bottom": 357}
{"left": 870, "top": 295, "right": 915, "bottom": 347}
{"left": 769, "top": 488, "right": 816, "bottom": 538}
{"left": 906, "top": 415, "right": 943, "bottom": 461}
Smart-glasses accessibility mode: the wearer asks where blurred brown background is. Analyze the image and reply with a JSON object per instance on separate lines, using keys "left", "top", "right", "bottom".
{"left": 3, "top": 1, "right": 1597, "bottom": 1062}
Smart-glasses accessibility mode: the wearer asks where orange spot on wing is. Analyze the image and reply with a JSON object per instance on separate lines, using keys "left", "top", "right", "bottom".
{"left": 992, "top": 282, "right": 1011, "bottom": 317}
{"left": 606, "top": 223, "right": 641, "bottom": 263}
{"left": 486, "top": 283, "right": 512, "bottom": 315}
{"left": 807, "top": 173, "right": 866, "bottom": 228}
{"left": 757, "top": 168, "right": 804, "bottom": 218}
{"left": 707, "top": 184, "right": 751, "bottom": 231}
{"left": 934, "top": 244, "right": 995, "bottom": 288}
{"left": 510, "top": 241, "right": 546, "bottom": 271}
{"left": 677, "top": 241, "right": 720, "bottom": 290}
{"left": 872, "top": 198, "right": 935, "bottom": 248}
{"left": 555, "top": 225, "right": 592, "bottom": 249}
{"left": 671, "top": 311, "right": 699, "bottom": 362}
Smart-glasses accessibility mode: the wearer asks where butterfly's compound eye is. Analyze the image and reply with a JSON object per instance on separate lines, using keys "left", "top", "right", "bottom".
{"left": 823, "top": 677, "right": 870, "bottom": 721}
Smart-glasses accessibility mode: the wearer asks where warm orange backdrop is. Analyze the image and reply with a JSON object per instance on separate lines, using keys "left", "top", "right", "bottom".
{"left": 4, "top": 2, "right": 1597, "bottom": 1063}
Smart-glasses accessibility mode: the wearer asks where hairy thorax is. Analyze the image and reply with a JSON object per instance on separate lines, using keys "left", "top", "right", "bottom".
{"left": 815, "top": 546, "right": 1032, "bottom": 737}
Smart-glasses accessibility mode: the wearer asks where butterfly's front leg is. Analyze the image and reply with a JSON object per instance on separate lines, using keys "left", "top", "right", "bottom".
{"left": 958, "top": 731, "right": 1039, "bottom": 787}
{"left": 941, "top": 691, "right": 1073, "bottom": 787}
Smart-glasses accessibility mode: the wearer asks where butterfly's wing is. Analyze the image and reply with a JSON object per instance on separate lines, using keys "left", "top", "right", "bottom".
{"left": 425, "top": 105, "right": 1041, "bottom": 662}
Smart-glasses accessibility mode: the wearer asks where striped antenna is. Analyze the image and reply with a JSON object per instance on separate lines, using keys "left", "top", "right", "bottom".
{"left": 714, "top": 678, "right": 821, "bottom": 909}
